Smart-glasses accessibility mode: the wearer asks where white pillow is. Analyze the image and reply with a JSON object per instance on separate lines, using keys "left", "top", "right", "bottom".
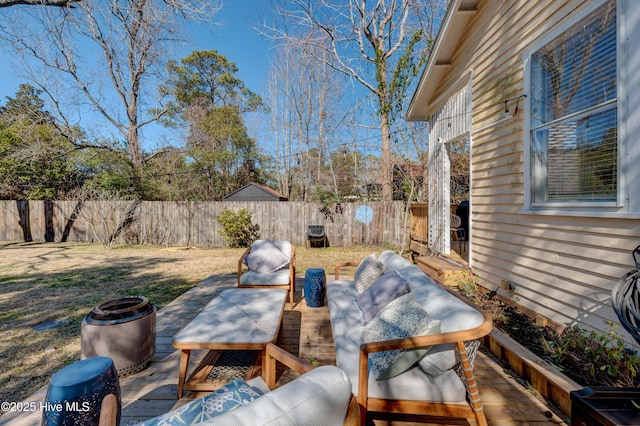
{"left": 245, "top": 240, "right": 291, "bottom": 273}
{"left": 361, "top": 293, "right": 441, "bottom": 380}
{"left": 356, "top": 271, "right": 410, "bottom": 324}
{"left": 354, "top": 254, "right": 383, "bottom": 293}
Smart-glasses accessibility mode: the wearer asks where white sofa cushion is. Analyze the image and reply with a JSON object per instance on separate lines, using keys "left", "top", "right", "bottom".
{"left": 239, "top": 269, "right": 291, "bottom": 285}
{"left": 368, "top": 367, "right": 467, "bottom": 402}
{"left": 398, "top": 265, "right": 485, "bottom": 333}
{"left": 196, "top": 365, "right": 352, "bottom": 426}
{"left": 377, "top": 250, "right": 412, "bottom": 273}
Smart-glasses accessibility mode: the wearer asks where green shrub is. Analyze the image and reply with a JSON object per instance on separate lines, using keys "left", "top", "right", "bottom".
{"left": 542, "top": 321, "right": 640, "bottom": 387}
{"left": 216, "top": 208, "right": 260, "bottom": 248}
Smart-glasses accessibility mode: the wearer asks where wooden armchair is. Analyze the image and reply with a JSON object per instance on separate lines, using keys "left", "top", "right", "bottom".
{"left": 100, "top": 344, "right": 360, "bottom": 426}
{"left": 238, "top": 240, "right": 296, "bottom": 304}
{"left": 262, "top": 344, "right": 360, "bottom": 426}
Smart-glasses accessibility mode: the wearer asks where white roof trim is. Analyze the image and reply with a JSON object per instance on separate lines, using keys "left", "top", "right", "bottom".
{"left": 406, "top": 0, "right": 478, "bottom": 121}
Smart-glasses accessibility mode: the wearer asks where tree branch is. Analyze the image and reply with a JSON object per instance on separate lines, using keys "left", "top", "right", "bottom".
{"left": 0, "top": 0, "right": 80, "bottom": 7}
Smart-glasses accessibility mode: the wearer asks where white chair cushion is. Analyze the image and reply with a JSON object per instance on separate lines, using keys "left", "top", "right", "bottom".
{"left": 240, "top": 269, "right": 291, "bottom": 285}
{"left": 196, "top": 365, "right": 353, "bottom": 426}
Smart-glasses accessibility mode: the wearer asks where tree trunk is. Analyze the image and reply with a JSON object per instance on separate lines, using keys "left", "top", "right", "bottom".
{"left": 379, "top": 109, "right": 393, "bottom": 202}
{"left": 128, "top": 127, "right": 143, "bottom": 188}
{"left": 375, "top": 47, "right": 393, "bottom": 203}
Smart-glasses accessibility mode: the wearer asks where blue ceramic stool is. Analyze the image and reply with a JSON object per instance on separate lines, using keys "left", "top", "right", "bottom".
{"left": 304, "top": 268, "right": 326, "bottom": 308}
{"left": 42, "top": 356, "right": 121, "bottom": 426}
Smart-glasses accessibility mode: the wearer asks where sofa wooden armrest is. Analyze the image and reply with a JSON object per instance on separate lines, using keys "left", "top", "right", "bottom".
{"left": 334, "top": 261, "right": 361, "bottom": 280}
{"left": 237, "top": 246, "right": 252, "bottom": 280}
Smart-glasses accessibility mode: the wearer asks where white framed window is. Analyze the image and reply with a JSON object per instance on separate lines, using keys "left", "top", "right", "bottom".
{"left": 525, "top": 0, "right": 622, "bottom": 210}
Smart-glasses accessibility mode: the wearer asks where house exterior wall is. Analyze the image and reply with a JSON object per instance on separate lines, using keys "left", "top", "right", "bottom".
{"left": 422, "top": 0, "right": 640, "bottom": 341}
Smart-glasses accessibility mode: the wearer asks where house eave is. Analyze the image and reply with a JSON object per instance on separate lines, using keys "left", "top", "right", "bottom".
{"left": 406, "top": 0, "right": 478, "bottom": 122}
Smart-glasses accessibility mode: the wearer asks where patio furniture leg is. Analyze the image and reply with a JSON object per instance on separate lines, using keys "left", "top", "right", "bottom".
{"left": 177, "top": 349, "right": 191, "bottom": 398}
{"left": 457, "top": 341, "right": 488, "bottom": 426}
{"left": 99, "top": 394, "right": 118, "bottom": 426}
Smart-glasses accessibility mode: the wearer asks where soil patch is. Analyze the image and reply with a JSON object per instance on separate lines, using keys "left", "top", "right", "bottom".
{"left": 457, "top": 287, "right": 639, "bottom": 388}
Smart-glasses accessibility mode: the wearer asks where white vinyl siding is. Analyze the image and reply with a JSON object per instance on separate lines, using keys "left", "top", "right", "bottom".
{"left": 414, "top": 0, "right": 640, "bottom": 344}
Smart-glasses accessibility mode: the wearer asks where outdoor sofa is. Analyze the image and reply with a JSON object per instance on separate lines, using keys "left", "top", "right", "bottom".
{"left": 327, "top": 250, "right": 493, "bottom": 425}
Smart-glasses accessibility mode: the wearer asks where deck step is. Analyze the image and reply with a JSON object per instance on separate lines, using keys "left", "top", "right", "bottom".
{"left": 416, "top": 255, "right": 470, "bottom": 287}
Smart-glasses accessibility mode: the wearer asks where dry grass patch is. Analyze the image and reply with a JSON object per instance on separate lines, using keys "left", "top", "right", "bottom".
{"left": 0, "top": 241, "right": 387, "bottom": 410}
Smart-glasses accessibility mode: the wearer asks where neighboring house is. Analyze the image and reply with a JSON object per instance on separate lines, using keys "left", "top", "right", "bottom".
{"left": 223, "top": 182, "right": 288, "bottom": 202}
{"left": 407, "top": 0, "right": 640, "bottom": 342}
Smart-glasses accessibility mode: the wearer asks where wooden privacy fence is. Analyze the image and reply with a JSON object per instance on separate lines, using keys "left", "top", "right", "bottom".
{"left": 0, "top": 200, "right": 408, "bottom": 247}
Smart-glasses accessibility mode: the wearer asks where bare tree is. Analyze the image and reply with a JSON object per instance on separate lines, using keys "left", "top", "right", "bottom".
{"left": 67, "top": 187, "right": 141, "bottom": 249}
{"left": 0, "top": 0, "right": 79, "bottom": 7}
{"left": 0, "top": 0, "right": 219, "bottom": 189}
{"left": 265, "top": 37, "right": 348, "bottom": 200}
{"left": 262, "top": 0, "right": 445, "bottom": 201}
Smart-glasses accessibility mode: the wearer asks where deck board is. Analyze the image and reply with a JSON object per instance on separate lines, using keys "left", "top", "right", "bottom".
{"left": 0, "top": 274, "right": 567, "bottom": 426}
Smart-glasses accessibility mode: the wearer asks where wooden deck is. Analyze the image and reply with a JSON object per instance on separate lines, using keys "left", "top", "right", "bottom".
{"left": 2, "top": 274, "right": 568, "bottom": 426}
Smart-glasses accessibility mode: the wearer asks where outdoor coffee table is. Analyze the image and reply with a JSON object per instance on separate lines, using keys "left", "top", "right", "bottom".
{"left": 172, "top": 288, "right": 288, "bottom": 397}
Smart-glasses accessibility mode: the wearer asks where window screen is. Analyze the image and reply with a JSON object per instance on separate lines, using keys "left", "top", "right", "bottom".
{"left": 530, "top": 0, "right": 617, "bottom": 203}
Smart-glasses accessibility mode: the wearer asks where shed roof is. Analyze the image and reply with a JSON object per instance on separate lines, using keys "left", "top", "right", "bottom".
{"left": 223, "top": 182, "right": 289, "bottom": 201}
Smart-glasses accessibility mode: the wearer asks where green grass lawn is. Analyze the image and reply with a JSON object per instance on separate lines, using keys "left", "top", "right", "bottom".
{"left": 0, "top": 242, "right": 385, "bottom": 410}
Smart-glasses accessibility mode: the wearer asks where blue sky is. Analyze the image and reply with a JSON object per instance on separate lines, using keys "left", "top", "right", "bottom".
{"left": 0, "top": 1, "right": 272, "bottom": 100}
{"left": 0, "top": 1, "right": 274, "bottom": 150}
{"left": 195, "top": 1, "right": 273, "bottom": 98}
{"left": 0, "top": 1, "right": 407, "bottom": 159}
